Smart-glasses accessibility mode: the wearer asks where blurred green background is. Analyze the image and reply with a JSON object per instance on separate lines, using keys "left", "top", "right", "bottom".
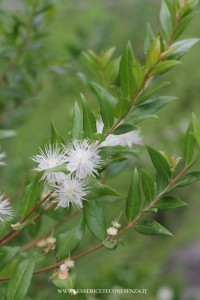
{"left": 1, "top": 0, "right": 200, "bottom": 299}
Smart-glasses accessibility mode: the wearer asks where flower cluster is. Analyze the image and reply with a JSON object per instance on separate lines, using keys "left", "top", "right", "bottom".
{"left": 106, "top": 219, "right": 121, "bottom": 237}
{"left": 32, "top": 123, "right": 142, "bottom": 209}
{"left": 51, "top": 258, "right": 75, "bottom": 281}
{"left": 36, "top": 236, "right": 56, "bottom": 253}
{"left": 0, "top": 194, "right": 13, "bottom": 223}
{"left": 32, "top": 140, "right": 100, "bottom": 209}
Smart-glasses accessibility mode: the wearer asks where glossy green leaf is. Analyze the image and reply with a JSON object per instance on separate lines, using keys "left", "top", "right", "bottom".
{"left": 57, "top": 217, "right": 84, "bottom": 260}
{"left": 103, "top": 240, "right": 118, "bottom": 250}
{"left": 184, "top": 121, "right": 195, "bottom": 165}
{"left": 71, "top": 101, "right": 83, "bottom": 139}
{"left": 151, "top": 60, "right": 181, "bottom": 76}
{"left": 0, "top": 246, "right": 20, "bottom": 270}
{"left": 141, "top": 170, "right": 154, "bottom": 203}
{"left": 192, "top": 113, "right": 200, "bottom": 151}
{"left": 160, "top": 0, "right": 173, "bottom": 38}
{"left": 135, "top": 81, "right": 171, "bottom": 104}
{"left": 134, "top": 220, "right": 172, "bottom": 236}
{"left": 113, "top": 123, "right": 138, "bottom": 135}
{"left": 86, "top": 181, "right": 121, "bottom": 200}
{"left": 5, "top": 257, "right": 35, "bottom": 300}
{"left": 144, "top": 23, "right": 155, "bottom": 53}
{"left": 91, "top": 85, "right": 114, "bottom": 131}
{"left": 119, "top": 41, "right": 136, "bottom": 99}
{"left": 176, "top": 171, "right": 200, "bottom": 187}
{"left": 84, "top": 200, "right": 106, "bottom": 241}
{"left": 126, "top": 168, "right": 141, "bottom": 222}
{"left": 51, "top": 120, "right": 64, "bottom": 147}
{"left": 81, "top": 93, "right": 97, "bottom": 139}
{"left": 156, "top": 172, "right": 168, "bottom": 193}
{"left": 113, "top": 97, "right": 130, "bottom": 118}
{"left": 133, "top": 59, "right": 144, "bottom": 89}
{"left": 19, "top": 177, "right": 41, "bottom": 217}
{"left": 145, "top": 37, "right": 161, "bottom": 71}
{"left": 135, "top": 96, "right": 176, "bottom": 116}
{"left": 155, "top": 196, "right": 187, "bottom": 211}
{"left": 169, "top": 38, "right": 200, "bottom": 60}
{"left": 90, "top": 82, "right": 117, "bottom": 106}
{"left": 99, "top": 146, "right": 138, "bottom": 158}
{"left": 173, "top": 11, "right": 199, "bottom": 40}
{"left": 147, "top": 145, "right": 171, "bottom": 180}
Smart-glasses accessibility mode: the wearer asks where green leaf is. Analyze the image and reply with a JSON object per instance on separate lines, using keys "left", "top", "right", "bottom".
{"left": 146, "top": 145, "right": 171, "bottom": 180}
{"left": 5, "top": 257, "right": 35, "bottom": 300}
{"left": 184, "top": 121, "right": 195, "bottom": 165}
{"left": 155, "top": 196, "right": 187, "bottom": 211}
{"left": 86, "top": 181, "right": 121, "bottom": 200}
{"left": 90, "top": 84, "right": 114, "bottom": 131}
{"left": 192, "top": 113, "right": 200, "bottom": 151}
{"left": 144, "top": 23, "right": 155, "bottom": 53}
{"left": 141, "top": 170, "right": 154, "bottom": 203}
{"left": 51, "top": 120, "right": 64, "bottom": 147}
{"left": 135, "top": 81, "right": 171, "bottom": 104}
{"left": 0, "top": 246, "right": 20, "bottom": 270}
{"left": 156, "top": 172, "right": 168, "bottom": 193}
{"left": 19, "top": 177, "right": 41, "bottom": 217}
{"left": 126, "top": 168, "right": 141, "bottom": 222}
{"left": 52, "top": 270, "right": 76, "bottom": 289}
{"left": 176, "top": 171, "right": 200, "bottom": 187}
{"left": 84, "top": 200, "right": 106, "bottom": 241}
{"left": 113, "top": 97, "right": 130, "bottom": 119}
{"left": 103, "top": 240, "right": 118, "bottom": 250}
{"left": 135, "top": 96, "right": 176, "bottom": 115}
{"left": 71, "top": 101, "right": 83, "bottom": 139}
{"left": 113, "top": 123, "right": 138, "bottom": 135}
{"left": 81, "top": 93, "right": 97, "bottom": 139}
{"left": 169, "top": 38, "right": 200, "bottom": 60}
{"left": 151, "top": 60, "right": 181, "bottom": 76}
{"left": 90, "top": 82, "right": 117, "bottom": 107}
{"left": 173, "top": 11, "right": 199, "bottom": 40}
{"left": 160, "top": 0, "right": 173, "bottom": 38}
{"left": 99, "top": 146, "right": 138, "bottom": 158}
{"left": 145, "top": 37, "right": 161, "bottom": 71}
{"left": 0, "top": 130, "right": 16, "bottom": 140}
{"left": 119, "top": 41, "right": 136, "bottom": 99}
{"left": 134, "top": 220, "right": 172, "bottom": 236}
{"left": 133, "top": 59, "right": 144, "bottom": 89}
{"left": 57, "top": 217, "right": 84, "bottom": 260}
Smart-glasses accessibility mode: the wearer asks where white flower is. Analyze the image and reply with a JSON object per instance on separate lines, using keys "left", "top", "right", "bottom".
{"left": 63, "top": 140, "right": 101, "bottom": 179}
{"left": 106, "top": 227, "right": 118, "bottom": 236}
{"left": 97, "top": 118, "right": 143, "bottom": 148}
{"left": 53, "top": 175, "right": 87, "bottom": 208}
{"left": 0, "top": 150, "right": 6, "bottom": 166}
{"left": 32, "top": 144, "right": 67, "bottom": 184}
{"left": 0, "top": 194, "right": 13, "bottom": 222}
{"left": 111, "top": 220, "right": 121, "bottom": 229}
{"left": 64, "top": 259, "right": 75, "bottom": 269}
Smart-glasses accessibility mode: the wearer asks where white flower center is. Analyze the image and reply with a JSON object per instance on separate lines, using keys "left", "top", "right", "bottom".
{"left": 47, "top": 158, "right": 58, "bottom": 169}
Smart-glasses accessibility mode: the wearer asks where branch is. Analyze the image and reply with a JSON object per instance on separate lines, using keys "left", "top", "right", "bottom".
{"left": 0, "top": 190, "right": 53, "bottom": 246}
{"left": 0, "top": 164, "right": 189, "bottom": 281}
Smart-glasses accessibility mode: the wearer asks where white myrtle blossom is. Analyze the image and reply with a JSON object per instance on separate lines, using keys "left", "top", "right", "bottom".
{"left": 63, "top": 140, "right": 101, "bottom": 179}
{"left": 32, "top": 144, "right": 67, "bottom": 184}
{"left": 0, "top": 194, "right": 13, "bottom": 222}
{"left": 106, "top": 227, "right": 118, "bottom": 236}
{"left": 111, "top": 220, "right": 121, "bottom": 229}
{"left": 0, "top": 150, "right": 6, "bottom": 166}
{"left": 97, "top": 118, "right": 143, "bottom": 148}
{"left": 53, "top": 175, "right": 87, "bottom": 208}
